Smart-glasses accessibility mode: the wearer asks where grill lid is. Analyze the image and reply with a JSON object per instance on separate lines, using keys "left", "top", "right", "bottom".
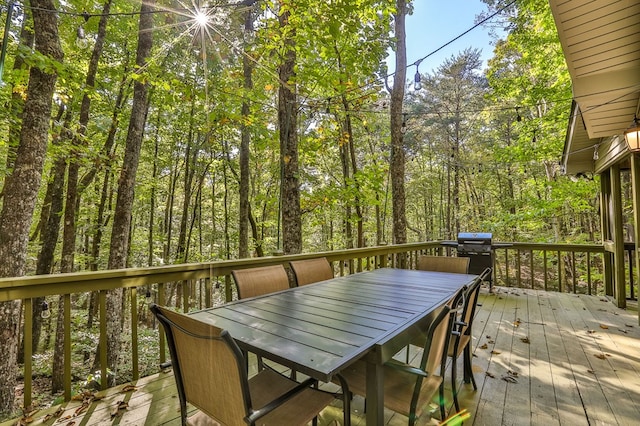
{"left": 457, "top": 232, "right": 492, "bottom": 253}
{"left": 457, "top": 232, "right": 492, "bottom": 243}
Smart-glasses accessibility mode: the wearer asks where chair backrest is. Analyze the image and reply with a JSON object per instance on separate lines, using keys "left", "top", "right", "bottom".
{"left": 459, "top": 267, "right": 491, "bottom": 336}
{"left": 289, "top": 257, "right": 334, "bottom": 286}
{"left": 417, "top": 255, "right": 470, "bottom": 274}
{"left": 232, "top": 265, "right": 290, "bottom": 299}
{"left": 150, "top": 304, "right": 250, "bottom": 426}
{"left": 420, "top": 305, "right": 457, "bottom": 377}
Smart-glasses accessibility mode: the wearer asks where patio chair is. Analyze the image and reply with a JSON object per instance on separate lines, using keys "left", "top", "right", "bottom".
{"left": 404, "top": 255, "right": 469, "bottom": 363}
{"left": 417, "top": 255, "right": 470, "bottom": 274}
{"left": 232, "top": 264, "right": 290, "bottom": 299}
{"left": 448, "top": 267, "right": 491, "bottom": 412}
{"left": 289, "top": 257, "right": 334, "bottom": 286}
{"left": 150, "top": 304, "right": 338, "bottom": 426}
{"left": 232, "top": 265, "right": 291, "bottom": 371}
{"left": 335, "top": 305, "right": 457, "bottom": 425}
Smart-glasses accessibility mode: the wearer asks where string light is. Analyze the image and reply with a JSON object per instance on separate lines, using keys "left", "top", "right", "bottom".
{"left": 41, "top": 301, "right": 51, "bottom": 319}
{"left": 414, "top": 60, "right": 422, "bottom": 91}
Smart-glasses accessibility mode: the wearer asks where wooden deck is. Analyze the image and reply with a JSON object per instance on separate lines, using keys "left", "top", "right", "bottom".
{"left": 3, "top": 287, "right": 639, "bottom": 426}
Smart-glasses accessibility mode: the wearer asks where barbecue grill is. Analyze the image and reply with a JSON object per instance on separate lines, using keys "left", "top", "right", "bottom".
{"left": 441, "top": 232, "right": 511, "bottom": 290}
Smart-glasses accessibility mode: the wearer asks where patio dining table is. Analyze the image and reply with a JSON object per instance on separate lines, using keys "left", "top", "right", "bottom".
{"left": 190, "top": 267, "right": 478, "bottom": 424}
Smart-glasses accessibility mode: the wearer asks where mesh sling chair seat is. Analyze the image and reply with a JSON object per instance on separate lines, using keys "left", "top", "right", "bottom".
{"left": 417, "top": 255, "right": 470, "bottom": 274}
{"left": 231, "top": 265, "right": 292, "bottom": 372}
{"left": 150, "top": 304, "right": 338, "bottom": 426}
{"left": 289, "top": 257, "right": 334, "bottom": 286}
{"left": 335, "top": 305, "right": 458, "bottom": 425}
{"left": 448, "top": 267, "right": 492, "bottom": 412}
{"left": 405, "top": 257, "right": 470, "bottom": 364}
{"left": 231, "top": 264, "right": 290, "bottom": 300}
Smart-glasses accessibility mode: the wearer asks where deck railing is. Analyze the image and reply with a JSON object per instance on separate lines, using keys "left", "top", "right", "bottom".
{"left": 0, "top": 240, "right": 623, "bottom": 414}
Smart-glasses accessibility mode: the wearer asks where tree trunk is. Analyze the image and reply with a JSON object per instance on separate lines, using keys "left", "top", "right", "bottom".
{"left": 176, "top": 132, "right": 195, "bottom": 264}
{"left": 239, "top": 9, "right": 255, "bottom": 259}
{"left": 103, "top": 0, "right": 154, "bottom": 378}
{"left": 278, "top": 6, "right": 301, "bottom": 255}
{"left": 2, "top": 6, "right": 34, "bottom": 189}
{"left": 390, "top": 0, "right": 408, "bottom": 264}
{"left": 0, "top": 0, "right": 62, "bottom": 414}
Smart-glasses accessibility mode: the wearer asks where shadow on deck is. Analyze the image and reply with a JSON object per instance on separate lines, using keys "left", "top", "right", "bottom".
{"left": 3, "top": 287, "right": 639, "bottom": 425}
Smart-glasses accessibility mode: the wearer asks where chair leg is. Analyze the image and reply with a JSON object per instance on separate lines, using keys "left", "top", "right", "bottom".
{"left": 335, "top": 374, "right": 351, "bottom": 426}
{"left": 438, "top": 381, "right": 446, "bottom": 421}
{"left": 463, "top": 345, "right": 477, "bottom": 390}
{"left": 451, "top": 355, "right": 460, "bottom": 412}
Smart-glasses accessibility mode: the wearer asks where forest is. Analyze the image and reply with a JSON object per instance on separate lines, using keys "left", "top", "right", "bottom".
{"left": 0, "top": 0, "right": 603, "bottom": 417}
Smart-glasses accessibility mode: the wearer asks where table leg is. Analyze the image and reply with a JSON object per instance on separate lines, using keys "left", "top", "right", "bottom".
{"left": 366, "top": 360, "right": 384, "bottom": 425}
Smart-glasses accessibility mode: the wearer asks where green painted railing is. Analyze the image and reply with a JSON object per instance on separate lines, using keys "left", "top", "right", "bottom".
{"left": 0, "top": 240, "right": 620, "bottom": 415}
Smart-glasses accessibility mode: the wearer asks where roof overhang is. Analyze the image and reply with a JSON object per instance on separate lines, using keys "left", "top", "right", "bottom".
{"left": 550, "top": 0, "right": 640, "bottom": 174}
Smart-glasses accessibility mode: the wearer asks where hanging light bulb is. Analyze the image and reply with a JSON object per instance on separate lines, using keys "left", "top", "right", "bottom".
{"left": 41, "top": 301, "right": 51, "bottom": 319}
{"left": 593, "top": 145, "right": 599, "bottom": 161}
{"left": 76, "top": 26, "right": 88, "bottom": 49}
{"left": 400, "top": 113, "right": 407, "bottom": 134}
{"left": 413, "top": 61, "right": 422, "bottom": 91}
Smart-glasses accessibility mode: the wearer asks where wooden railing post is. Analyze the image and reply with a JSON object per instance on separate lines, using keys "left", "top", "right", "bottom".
{"left": 23, "top": 298, "right": 32, "bottom": 408}
{"left": 131, "top": 287, "right": 139, "bottom": 380}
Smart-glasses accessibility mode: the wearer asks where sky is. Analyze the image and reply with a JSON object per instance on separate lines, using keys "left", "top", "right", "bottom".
{"left": 390, "top": 0, "right": 504, "bottom": 76}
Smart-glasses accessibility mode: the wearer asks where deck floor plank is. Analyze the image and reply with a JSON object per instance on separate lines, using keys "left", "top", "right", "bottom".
{"left": 465, "top": 287, "right": 512, "bottom": 425}
{"left": 526, "top": 290, "right": 560, "bottom": 425}
{"left": 548, "top": 290, "right": 620, "bottom": 425}
{"left": 4, "top": 287, "right": 639, "bottom": 426}
{"left": 565, "top": 294, "right": 640, "bottom": 425}
{"left": 536, "top": 291, "right": 587, "bottom": 426}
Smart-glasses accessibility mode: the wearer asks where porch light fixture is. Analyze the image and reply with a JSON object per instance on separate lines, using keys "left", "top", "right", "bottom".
{"left": 624, "top": 115, "right": 640, "bottom": 152}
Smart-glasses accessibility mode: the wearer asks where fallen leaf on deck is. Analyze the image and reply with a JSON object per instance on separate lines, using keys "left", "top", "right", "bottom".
{"left": 587, "top": 330, "right": 596, "bottom": 334}
{"left": 587, "top": 369, "right": 596, "bottom": 374}
{"left": 480, "top": 343, "right": 488, "bottom": 349}
{"left": 599, "top": 298, "right": 608, "bottom": 302}
{"left": 625, "top": 324, "right": 634, "bottom": 328}
{"left": 513, "top": 319, "right": 521, "bottom": 327}
{"left": 599, "top": 324, "right": 609, "bottom": 329}
{"left": 507, "top": 370, "right": 519, "bottom": 377}
{"left": 520, "top": 337, "right": 530, "bottom": 344}
{"left": 121, "top": 385, "right": 138, "bottom": 393}
{"left": 74, "top": 402, "right": 89, "bottom": 416}
{"left": 486, "top": 335, "right": 492, "bottom": 339}
{"left": 594, "top": 353, "right": 611, "bottom": 360}
{"left": 486, "top": 372, "right": 495, "bottom": 378}
{"left": 15, "top": 412, "right": 36, "bottom": 425}
{"left": 491, "top": 350, "right": 501, "bottom": 355}
{"left": 110, "top": 401, "right": 129, "bottom": 419}
{"left": 57, "top": 415, "right": 72, "bottom": 422}
{"left": 618, "top": 329, "right": 629, "bottom": 334}
{"left": 501, "top": 375, "right": 518, "bottom": 383}
{"left": 44, "top": 406, "right": 64, "bottom": 422}
{"left": 487, "top": 340, "right": 495, "bottom": 344}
